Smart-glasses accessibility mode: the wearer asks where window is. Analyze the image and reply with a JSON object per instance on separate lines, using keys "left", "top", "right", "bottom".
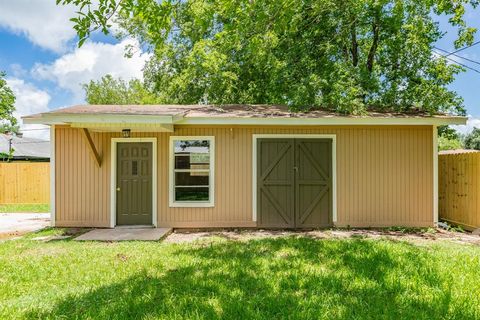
{"left": 169, "top": 136, "right": 214, "bottom": 207}
{"left": 131, "top": 160, "right": 138, "bottom": 175}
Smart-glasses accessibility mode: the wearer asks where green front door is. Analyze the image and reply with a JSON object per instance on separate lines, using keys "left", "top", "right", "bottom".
{"left": 257, "top": 138, "right": 332, "bottom": 228}
{"left": 116, "top": 142, "right": 153, "bottom": 225}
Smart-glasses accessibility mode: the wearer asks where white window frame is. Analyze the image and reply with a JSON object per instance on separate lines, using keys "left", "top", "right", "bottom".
{"left": 50, "top": 125, "right": 56, "bottom": 227}
{"left": 169, "top": 136, "right": 215, "bottom": 207}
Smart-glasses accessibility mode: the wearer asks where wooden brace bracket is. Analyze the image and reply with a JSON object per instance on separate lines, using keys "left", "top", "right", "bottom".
{"left": 82, "top": 128, "right": 102, "bottom": 167}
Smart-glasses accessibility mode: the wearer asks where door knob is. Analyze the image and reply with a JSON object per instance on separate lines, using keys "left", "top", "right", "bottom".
{"left": 116, "top": 187, "right": 121, "bottom": 191}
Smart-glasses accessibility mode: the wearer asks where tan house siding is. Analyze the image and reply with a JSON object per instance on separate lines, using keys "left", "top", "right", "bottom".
{"left": 55, "top": 126, "right": 111, "bottom": 227}
{"left": 54, "top": 125, "right": 434, "bottom": 228}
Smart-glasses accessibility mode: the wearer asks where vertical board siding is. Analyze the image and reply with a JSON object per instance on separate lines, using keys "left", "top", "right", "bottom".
{"left": 54, "top": 125, "right": 433, "bottom": 228}
{"left": 55, "top": 127, "right": 115, "bottom": 227}
{"left": 0, "top": 162, "right": 50, "bottom": 204}
{"left": 439, "top": 152, "right": 480, "bottom": 230}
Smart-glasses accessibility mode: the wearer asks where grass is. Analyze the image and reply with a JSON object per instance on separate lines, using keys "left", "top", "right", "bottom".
{"left": 1, "top": 229, "right": 480, "bottom": 319}
{"left": 0, "top": 203, "right": 49, "bottom": 213}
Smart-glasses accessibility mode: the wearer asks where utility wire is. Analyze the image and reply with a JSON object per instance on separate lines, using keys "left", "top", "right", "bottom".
{"left": 434, "top": 46, "right": 480, "bottom": 66}
{"left": 444, "top": 56, "right": 480, "bottom": 74}
{"left": 1, "top": 128, "right": 49, "bottom": 132}
{"left": 433, "top": 50, "right": 480, "bottom": 74}
{"left": 8, "top": 142, "right": 49, "bottom": 144}
{"left": 17, "top": 128, "right": 50, "bottom": 131}
{"left": 445, "top": 40, "right": 480, "bottom": 56}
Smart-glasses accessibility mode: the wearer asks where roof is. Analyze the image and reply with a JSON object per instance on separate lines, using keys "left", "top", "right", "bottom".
{"left": 0, "top": 134, "right": 50, "bottom": 159}
{"left": 22, "top": 104, "right": 467, "bottom": 127}
{"left": 439, "top": 149, "right": 480, "bottom": 155}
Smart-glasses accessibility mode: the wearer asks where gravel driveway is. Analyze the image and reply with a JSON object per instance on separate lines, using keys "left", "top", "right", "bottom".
{"left": 0, "top": 213, "right": 50, "bottom": 239}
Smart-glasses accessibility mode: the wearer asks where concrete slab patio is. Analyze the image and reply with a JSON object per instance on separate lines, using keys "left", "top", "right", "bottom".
{"left": 75, "top": 227, "right": 172, "bottom": 241}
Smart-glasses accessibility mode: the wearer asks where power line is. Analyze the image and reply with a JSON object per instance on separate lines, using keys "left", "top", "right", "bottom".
{"left": 445, "top": 40, "right": 480, "bottom": 56}
{"left": 434, "top": 46, "right": 480, "bottom": 66}
{"left": 445, "top": 56, "right": 480, "bottom": 73}
{"left": 18, "top": 128, "right": 50, "bottom": 131}
{"left": 9, "top": 141, "right": 49, "bottom": 144}
{"left": 434, "top": 51, "right": 480, "bottom": 74}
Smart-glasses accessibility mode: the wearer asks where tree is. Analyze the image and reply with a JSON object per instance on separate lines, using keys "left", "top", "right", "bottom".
{"left": 464, "top": 128, "right": 480, "bottom": 150}
{"left": 438, "top": 136, "right": 463, "bottom": 151}
{"left": 83, "top": 75, "right": 160, "bottom": 104}
{"left": 438, "top": 125, "right": 461, "bottom": 141}
{"left": 58, "top": 0, "right": 478, "bottom": 115}
{"left": 437, "top": 125, "right": 463, "bottom": 150}
{"left": 0, "top": 71, "right": 16, "bottom": 129}
{"left": 0, "top": 123, "right": 19, "bottom": 134}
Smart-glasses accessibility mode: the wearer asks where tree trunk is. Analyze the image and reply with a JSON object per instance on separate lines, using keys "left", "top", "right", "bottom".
{"left": 350, "top": 21, "right": 358, "bottom": 67}
{"left": 367, "top": 11, "right": 380, "bottom": 72}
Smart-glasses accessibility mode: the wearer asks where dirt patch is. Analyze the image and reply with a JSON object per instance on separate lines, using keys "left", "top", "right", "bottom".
{"left": 0, "top": 230, "right": 24, "bottom": 240}
{"left": 164, "top": 228, "right": 480, "bottom": 246}
{"left": 164, "top": 230, "right": 296, "bottom": 244}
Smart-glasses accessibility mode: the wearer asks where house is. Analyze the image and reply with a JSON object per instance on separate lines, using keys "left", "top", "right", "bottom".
{"left": 23, "top": 104, "right": 466, "bottom": 229}
{"left": 0, "top": 134, "right": 50, "bottom": 162}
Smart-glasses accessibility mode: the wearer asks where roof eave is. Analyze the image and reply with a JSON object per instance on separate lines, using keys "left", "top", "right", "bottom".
{"left": 176, "top": 116, "right": 467, "bottom": 126}
{"left": 22, "top": 113, "right": 467, "bottom": 126}
{"left": 22, "top": 113, "right": 178, "bottom": 125}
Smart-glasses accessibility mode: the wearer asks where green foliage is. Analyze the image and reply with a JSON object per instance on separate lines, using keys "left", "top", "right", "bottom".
{"left": 0, "top": 203, "right": 49, "bottom": 213}
{"left": 438, "top": 125, "right": 463, "bottom": 150}
{"left": 83, "top": 75, "right": 160, "bottom": 104}
{"left": 0, "top": 148, "right": 14, "bottom": 162}
{"left": 464, "top": 127, "right": 480, "bottom": 150}
{"left": 438, "top": 125, "right": 461, "bottom": 140}
{"left": 441, "top": 221, "right": 465, "bottom": 233}
{"left": 58, "top": 0, "right": 479, "bottom": 114}
{"left": 0, "top": 123, "right": 19, "bottom": 134}
{"left": 438, "top": 136, "right": 463, "bottom": 151}
{"left": 0, "top": 71, "right": 16, "bottom": 128}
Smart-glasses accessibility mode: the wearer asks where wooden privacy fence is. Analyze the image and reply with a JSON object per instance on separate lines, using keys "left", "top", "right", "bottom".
{"left": 439, "top": 150, "right": 480, "bottom": 231}
{"left": 0, "top": 162, "right": 50, "bottom": 204}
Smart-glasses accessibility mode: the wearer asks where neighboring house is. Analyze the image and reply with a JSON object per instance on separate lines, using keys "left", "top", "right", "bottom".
{"left": 23, "top": 104, "right": 466, "bottom": 229}
{"left": 0, "top": 134, "right": 50, "bottom": 162}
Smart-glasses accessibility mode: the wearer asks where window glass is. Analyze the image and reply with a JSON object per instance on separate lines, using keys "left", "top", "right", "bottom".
{"left": 172, "top": 139, "right": 212, "bottom": 203}
{"left": 131, "top": 161, "right": 138, "bottom": 175}
{"left": 175, "top": 187, "right": 209, "bottom": 201}
{"left": 175, "top": 172, "right": 209, "bottom": 186}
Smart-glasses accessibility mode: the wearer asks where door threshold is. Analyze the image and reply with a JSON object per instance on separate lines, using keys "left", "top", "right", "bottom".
{"left": 115, "top": 225, "right": 154, "bottom": 229}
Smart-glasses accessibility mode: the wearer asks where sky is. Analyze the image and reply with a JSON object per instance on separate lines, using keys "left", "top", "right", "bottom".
{"left": 0, "top": 0, "right": 150, "bottom": 139}
{"left": 0, "top": 1, "right": 479, "bottom": 140}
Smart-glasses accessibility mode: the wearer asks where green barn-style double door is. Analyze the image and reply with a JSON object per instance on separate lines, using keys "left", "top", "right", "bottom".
{"left": 257, "top": 138, "right": 332, "bottom": 228}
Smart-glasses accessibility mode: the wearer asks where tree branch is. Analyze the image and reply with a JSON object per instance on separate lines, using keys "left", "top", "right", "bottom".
{"left": 367, "top": 11, "right": 380, "bottom": 72}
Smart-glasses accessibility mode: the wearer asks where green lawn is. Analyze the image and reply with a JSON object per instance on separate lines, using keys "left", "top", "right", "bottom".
{"left": 0, "top": 203, "right": 49, "bottom": 213}
{"left": 1, "top": 229, "right": 480, "bottom": 319}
